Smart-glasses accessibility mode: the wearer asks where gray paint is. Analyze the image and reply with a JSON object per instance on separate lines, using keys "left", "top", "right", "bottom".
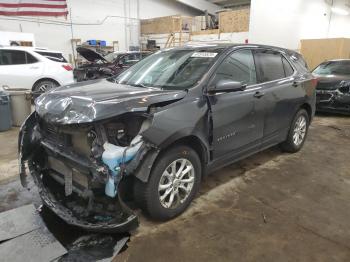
{"left": 19, "top": 44, "right": 316, "bottom": 231}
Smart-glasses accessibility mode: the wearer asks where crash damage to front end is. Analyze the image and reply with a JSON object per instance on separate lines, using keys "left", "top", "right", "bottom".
{"left": 18, "top": 81, "right": 186, "bottom": 232}
{"left": 316, "top": 80, "right": 350, "bottom": 114}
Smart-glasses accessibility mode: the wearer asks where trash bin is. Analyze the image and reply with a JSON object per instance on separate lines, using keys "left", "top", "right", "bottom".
{"left": 0, "top": 90, "right": 12, "bottom": 131}
{"left": 7, "top": 88, "right": 32, "bottom": 127}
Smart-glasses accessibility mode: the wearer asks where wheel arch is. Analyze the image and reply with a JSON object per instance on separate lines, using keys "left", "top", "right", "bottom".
{"left": 32, "top": 78, "right": 60, "bottom": 91}
{"left": 133, "top": 134, "right": 209, "bottom": 183}
{"left": 159, "top": 135, "right": 209, "bottom": 168}
{"left": 299, "top": 103, "right": 312, "bottom": 122}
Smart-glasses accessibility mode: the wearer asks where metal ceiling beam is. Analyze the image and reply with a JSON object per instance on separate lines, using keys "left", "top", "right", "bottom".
{"left": 211, "top": 0, "right": 251, "bottom": 8}
{"left": 175, "top": 0, "right": 221, "bottom": 15}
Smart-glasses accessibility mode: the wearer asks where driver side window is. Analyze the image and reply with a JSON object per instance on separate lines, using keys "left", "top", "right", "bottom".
{"left": 212, "top": 49, "right": 257, "bottom": 86}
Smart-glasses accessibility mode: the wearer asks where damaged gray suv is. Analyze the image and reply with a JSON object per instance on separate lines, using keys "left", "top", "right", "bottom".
{"left": 19, "top": 44, "right": 316, "bottom": 232}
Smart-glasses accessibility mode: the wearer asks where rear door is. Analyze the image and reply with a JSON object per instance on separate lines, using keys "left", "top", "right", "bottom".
{"left": 208, "top": 49, "right": 265, "bottom": 159}
{"left": 253, "top": 49, "right": 303, "bottom": 146}
{"left": 0, "top": 49, "right": 42, "bottom": 89}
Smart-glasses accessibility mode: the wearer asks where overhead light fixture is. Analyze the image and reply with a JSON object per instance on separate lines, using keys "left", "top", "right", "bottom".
{"left": 331, "top": 7, "right": 349, "bottom": 15}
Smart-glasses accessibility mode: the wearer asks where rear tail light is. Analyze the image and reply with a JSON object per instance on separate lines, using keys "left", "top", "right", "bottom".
{"left": 62, "top": 64, "right": 73, "bottom": 71}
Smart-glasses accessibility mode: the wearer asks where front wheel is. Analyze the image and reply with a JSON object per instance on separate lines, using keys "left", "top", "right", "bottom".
{"left": 134, "top": 145, "right": 201, "bottom": 220}
{"left": 280, "top": 109, "right": 309, "bottom": 153}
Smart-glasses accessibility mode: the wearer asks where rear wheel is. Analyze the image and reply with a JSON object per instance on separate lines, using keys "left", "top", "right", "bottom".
{"left": 33, "top": 79, "right": 58, "bottom": 93}
{"left": 281, "top": 109, "right": 309, "bottom": 153}
{"left": 134, "top": 145, "right": 201, "bottom": 220}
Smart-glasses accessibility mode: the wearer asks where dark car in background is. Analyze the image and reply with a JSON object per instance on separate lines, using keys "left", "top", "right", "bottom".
{"left": 73, "top": 47, "right": 151, "bottom": 82}
{"left": 19, "top": 44, "right": 316, "bottom": 232}
{"left": 313, "top": 59, "right": 350, "bottom": 114}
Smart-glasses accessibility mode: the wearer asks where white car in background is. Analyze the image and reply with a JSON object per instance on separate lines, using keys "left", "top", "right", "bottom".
{"left": 0, "top": 46, "right": 74, "bottom": 92}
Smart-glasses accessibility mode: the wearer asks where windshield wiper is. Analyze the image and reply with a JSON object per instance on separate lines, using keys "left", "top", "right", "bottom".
{"left": 131, "top": 83, "right": 148, "bottom": 88}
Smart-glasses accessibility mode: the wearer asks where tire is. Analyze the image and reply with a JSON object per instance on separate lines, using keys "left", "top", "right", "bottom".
{"left": 33, "top": 79, "right": 58, "bottom": 93}
{"left": 134, "top": 145, "right": 201, "bottom": 220}
{"left": 280, "top": 109, "right": 309, "bottom": 153}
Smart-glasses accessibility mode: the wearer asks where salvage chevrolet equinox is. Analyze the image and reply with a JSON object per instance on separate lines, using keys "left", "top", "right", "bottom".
{"left": 19, "top": 44, "right": 316, "bottom": 232}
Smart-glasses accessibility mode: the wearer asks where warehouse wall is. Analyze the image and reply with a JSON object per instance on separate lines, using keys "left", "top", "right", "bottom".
{"left": 0, "top": 0, "right": 198, "bottom": 60}
{"left": 249, "top": 0, "right": 350, "bottom": 50}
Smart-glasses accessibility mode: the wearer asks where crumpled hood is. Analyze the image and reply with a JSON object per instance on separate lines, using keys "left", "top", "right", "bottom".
{"left": 35, "top": 79, "right": 186, "bottom": 124}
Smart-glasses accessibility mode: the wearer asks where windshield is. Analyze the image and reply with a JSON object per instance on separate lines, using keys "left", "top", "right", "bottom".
{"left": 104, "top": 52, "right": 121, "bottom": 63}
{"left": 111, "top": 49, "right": 220, "bottom": 90}
{"left": 313, "top": 61, "right": 350, "bottom": 75}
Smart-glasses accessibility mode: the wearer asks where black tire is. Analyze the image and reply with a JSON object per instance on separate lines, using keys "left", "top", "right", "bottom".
{"left": 280, "top": 109, "right": 309, "bottom": 153}
{"left": 33, "top": 79, "right": 58, "bottom": 93}
{"left": 134, "top": 145, "right": 201, "bottom": 220}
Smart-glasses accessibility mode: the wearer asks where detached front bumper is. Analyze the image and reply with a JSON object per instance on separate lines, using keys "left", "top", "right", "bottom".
{"left": 28, "top": 161, "right": 138, "bottom": 233}
{"left": 316, "top": 89, "right": 350, "bottom": 114}
{"left": 19, "top": 113, "right": 139, "bottom": 233}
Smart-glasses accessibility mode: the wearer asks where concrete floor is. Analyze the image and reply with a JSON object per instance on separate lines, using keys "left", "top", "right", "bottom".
{"left": 1, "top": 114, "right": 350, "bottom": 262}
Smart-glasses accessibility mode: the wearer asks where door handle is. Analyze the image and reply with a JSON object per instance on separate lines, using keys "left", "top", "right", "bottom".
{"left": 254, "top": 91, "right": 265, "bottom": 98}
{"left": 292, "top": 80, "right": 302, "bottom": 87}
{"left": 30, "top": 66, "right": 39, "bottom": 69}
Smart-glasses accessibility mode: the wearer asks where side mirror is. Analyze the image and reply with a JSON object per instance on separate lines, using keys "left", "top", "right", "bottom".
{"left": 209, "top": 80, "right": 246, "bottom": 94}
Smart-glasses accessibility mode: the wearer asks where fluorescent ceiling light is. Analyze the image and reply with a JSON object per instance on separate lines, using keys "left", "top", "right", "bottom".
{"left": 331, "top": 7, "right": 349, "bottom": 15}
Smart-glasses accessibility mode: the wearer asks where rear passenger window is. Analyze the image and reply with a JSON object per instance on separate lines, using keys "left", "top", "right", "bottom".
{"left": 254, "top": 51, "right": 285, "bottom": 82}
{"left": 282, "top": 57, "right": 294, "bottom": 76}
{"left": 25, "top": 52, "right": 38, "bottom": 64}
{"left": 0, "top": 50, "right": 26, "bottom": 65}
{"left": 212, "top": 49, "right": 257, "bottom": 86}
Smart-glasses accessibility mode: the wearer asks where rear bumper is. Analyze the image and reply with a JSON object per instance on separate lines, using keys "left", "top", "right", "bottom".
{"left": 56, "top": 71, "right": 75, "bottom": 86}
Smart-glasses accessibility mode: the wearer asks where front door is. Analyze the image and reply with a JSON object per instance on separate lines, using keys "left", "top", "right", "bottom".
{"left": 208, "top": 49, "right": 265, "bottom": 159}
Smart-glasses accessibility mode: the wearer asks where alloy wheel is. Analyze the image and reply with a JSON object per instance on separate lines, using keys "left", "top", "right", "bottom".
{"left": 293, "top": 115, "right": 307, "bottom": 146}
{"left": 38, "top": 83, "right": 54, "bottom": 92}
{"left": 158, "top": 158, "right": 195, "bottom": 209}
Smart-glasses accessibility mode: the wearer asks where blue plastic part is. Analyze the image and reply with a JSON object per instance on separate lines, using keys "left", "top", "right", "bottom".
{"left": 105, "top": 176, "right": 117, "bottom": 198}
{"left": 87, "top": 40, "right": 97, "bottom": 45}
{"left": 102, "top": 136, "right": 143, "bottom": 198}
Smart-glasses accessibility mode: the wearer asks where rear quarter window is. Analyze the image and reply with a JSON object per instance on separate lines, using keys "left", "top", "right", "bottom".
{"left": 35, "top": 51, "right": 67, "bottom": 63}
